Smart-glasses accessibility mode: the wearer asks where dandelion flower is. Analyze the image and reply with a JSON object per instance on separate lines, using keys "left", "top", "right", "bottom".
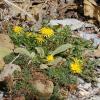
{"left": 47, "top": 55, "right": 54, "bottom": 62}
{"left": 40, "top": 27, "right": 54, "bottom": 38}
{"left": 35, "top": 35, "right": 45, "bottom": 44}
{"left": 13, "top": 26, "right": 23, "bottom": 35}
{"left": 70, "top": 58, "right": 82, "bottom": 74}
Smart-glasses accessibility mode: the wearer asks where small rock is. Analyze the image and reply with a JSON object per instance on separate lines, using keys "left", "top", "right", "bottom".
{"left": 0, "top": 34, "right": 14, "bottom": 50}
{"left": 0, "top": 91, "right": 3, "bottom": 100}
{"left": 49, "top": 18, "right": 98, "bottom": 31}
{"left": 91, "top": 96, "right": 100, "bottom": 100}
{"left": 0, "top": 64, "right": 21, "bottom": 81}
{"left": 0, "top": 47, "right": 13, "bottom": 59}
{"left": 95, "top": 88, "right": 100, "bottom": 95}
{"left": 78, "top": 83, "right": 91, "bottom": 90}
{"left": 32, "top": 70, "right": 54, "bottom": 99}
{"left": 32, "top": 80, "right": 54, "bottom": 100}
{"left": 97, "top": 83, "right": 100, "bottom": 88}
{"left": 40, "top": 64, "right": 48, "bottom": 69}
{"left": 79, "top": 32, "right": 97, "bottom": 40}
{"left": 67, "top": 93, "right": 78, "bottom": 100}
{"left": 77, "top": 77, "right": 85, "bottom": 84}
{"left": 93, "top": 49, "right": 100, "bottom": 58}
{"left": 79, "top": 89, "right": 90, "bottom": 97}
{"left": 0, "top": 34, "right": 14, "bottom": 59}
{"left": 83, "top": 83, "right": 91, "bottom": 90}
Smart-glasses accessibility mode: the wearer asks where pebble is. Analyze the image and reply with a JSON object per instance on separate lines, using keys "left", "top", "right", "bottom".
{"left": 83, "top": 83, "right": 92, "bottom": 90}
{"left": 87, "top": 96, "right": 100, "bottom": 100}
{"left": 0, "top": 91, "right": 3, "bottom": 100}
{"left": 97, "top": 83, "right": 100, "bottom": 88}
{"left": 67, "top": 94, "right": 78, "bottom": 100}
{"left": 78, "top": 88, "right": 90, "bottom": 97}
{"left": 78, "top": 83, "right": 91, "bottom": 90}
{"left": 77, "top": 77, "right": 85, "bottom": 84}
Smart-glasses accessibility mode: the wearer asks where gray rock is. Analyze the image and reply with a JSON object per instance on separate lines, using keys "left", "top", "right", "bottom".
{"left": 94, "top": 96, "right": 100, "bottom": 100}
{"left": 97, "top": 83, "right": 100, "bottom": 88}
{"left": 87, "top": 95, "right": 100, "bottom": 100}
{"left": 32, "top": 79, "right": 54, "bottom": 99}
{"left": 77, "top": 77, "right": 85, "bottom": 84}
{"left": 0, "top": 34, "right": 14, "bottom": 50}
{"left": 78, "top": 83, "right": 91, "bottom": 90}
{"left": 49, "top": 18, "right": 98, "bottom": 31}
{"left": 67, "top": 94, "right": 78, "bottom": 100}
{"left": 93, "top": 49, "right": 100, "bottom": 58}
{"left": 83, "top": 83, "right": 91, "bottom": 90}
{"left": 0, "top": 91, "right": 3, "bottom": 100}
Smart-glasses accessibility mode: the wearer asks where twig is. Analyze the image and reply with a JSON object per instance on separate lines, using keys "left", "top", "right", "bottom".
{"left": 10, "top": 54, "right": 20, "bottom": 64}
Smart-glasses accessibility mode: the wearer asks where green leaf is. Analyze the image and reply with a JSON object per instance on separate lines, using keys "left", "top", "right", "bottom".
{"left": 30, "top": 52, "right": 36, "bottom": 59}
{"left": 0, "top": 47, "right": 12, "bottom": 59}
{"left": 14, "top": 47, "right": 30, "bottom": 56}
{"left": 51, "top": 44, "right": 72, "bottom": 55}
{"left": 14, "top": 47, "right": 35, "bottom": 58}
{"left": 35, "top": 47, "right": 45, "bottom": 58}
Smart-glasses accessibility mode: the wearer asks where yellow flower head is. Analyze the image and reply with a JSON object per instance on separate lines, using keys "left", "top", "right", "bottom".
{"left": 25, "top": 32, "right": 33, "bottom": 37}
{"left": 35, "top": 35, "right": 45, "bottom": 44}
{"left": 47, "top": 55, "right": 54, "bottom": 62}
{"left": 13, "top": 26, "right": 23, "bottom": 35}
{"left": 70, "top": 58, "right": 82, "bottom": 74}
{"left": 40, "top": 27, "right": 54, "bottom": 38}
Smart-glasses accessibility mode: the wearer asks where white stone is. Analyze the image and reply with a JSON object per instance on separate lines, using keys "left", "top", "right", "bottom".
{"left": 77, "top": 77, "right": 85, "bottom": 84}
{"left": 97, "top": 83, "right": 100, "bottom": 88}
{"left": 0, "top": 64, "right": 21, "bottom": 81}
{"left": 79, "top": 89, "right": 90, "bottom": 96}
{"left": 83, "top": 83, "right": 91, "bottom": 90}
{"left": 49, "top": 18, "right": 98, "bottom": 31}
{"left": 0, "top": 92, "right": 3, "bottom": 100}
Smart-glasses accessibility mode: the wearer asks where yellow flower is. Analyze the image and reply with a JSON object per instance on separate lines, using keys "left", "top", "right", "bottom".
{"left": 40, "top": 27, "right": 54, "bottom": 38}
{"left": 25, "top": 32, "right": 33, "bottom": 37}
{"left": 70, "top": 58, "right": 82, "bottom": 74}
{"left": 35, "top": 35, "right": 45, "bottom": 43}
{"left": 47, "top": 55, "right": 54, "bottom": 62}
{"left": 13, "top": 26, "right": 23, "bottom": 35}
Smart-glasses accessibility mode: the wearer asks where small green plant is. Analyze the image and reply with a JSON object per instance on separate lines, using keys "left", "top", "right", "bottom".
{"left": 80, "top": 58, "right": 97, "bottom": 82}
{"left": 45, "top": 66, "right": 77, "bottom": 86}
{"left": 50, "top": 85, "right": 60, "bottom": 100}
{"left": 5, "top": 22, "right": 96, "bottom": 99}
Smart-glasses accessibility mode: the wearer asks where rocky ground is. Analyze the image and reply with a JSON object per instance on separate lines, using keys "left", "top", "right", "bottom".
{"left": 0, "top": 19, "right": 100, "bottom": 100}
{"left": 0, "top": 0, "right": 100, "bottom": 100}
